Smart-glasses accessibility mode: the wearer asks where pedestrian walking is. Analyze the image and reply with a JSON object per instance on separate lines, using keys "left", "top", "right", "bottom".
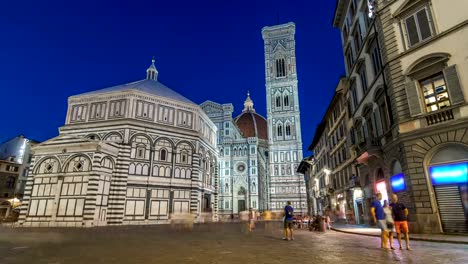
{"left": 390, "top": 194, "right": 411, "bottom": 250}
{"left": 325, "top": 214, "right": 332, "bottom": 230}
{"left": 248, "top": 208, "right": 256, "bottom": 232}
{"left": 371, "top": 193, "right": 389, "bottom": 249}
{"left": 282, "top": 201, "right": 294, "bottom": 241}
{"left": 383, "top": 200, "right": 395, "bottom": 250}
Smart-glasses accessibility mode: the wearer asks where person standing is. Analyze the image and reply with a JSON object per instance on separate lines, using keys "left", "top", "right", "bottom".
{"left": 390, "top": 194, "right": 411, "bottom": 250}
{"left": 371, "top": 193, "right": 388, "bottom": 249}
{"left": 383, "top": 200, "right": 395, "bottom": 250}
{"left": 248, "top": 208, "right": 256, "bottom": 232}
{"left": 283, "top": 201, "right": 294, "bottom": 241}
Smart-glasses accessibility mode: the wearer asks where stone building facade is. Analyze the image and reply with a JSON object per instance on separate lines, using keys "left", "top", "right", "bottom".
{"left": 262, "top": 23, "right": 306, "bottom": 213}
{"left": 201, "top": 94, "right": 269, "bottom": 219}
{"left": 330, "top": 0, "right": 468, "bottom": 233}
{"left": 18, "top": 60, "right": 219, "bottom": 227}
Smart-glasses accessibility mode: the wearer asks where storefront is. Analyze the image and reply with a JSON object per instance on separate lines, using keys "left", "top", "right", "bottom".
{"left": 428, "top": 145, "right": 468, "bottom": 233}
{"left": 353, "top": 188, "right": 364, "bottom": 224}
{"left": 335, "top": 192, "right": 346, "bottom": 220}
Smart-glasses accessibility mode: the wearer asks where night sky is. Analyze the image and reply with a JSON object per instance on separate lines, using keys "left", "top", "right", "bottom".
{"left": 0, "top": 0, "right": 344, "bottom": 155}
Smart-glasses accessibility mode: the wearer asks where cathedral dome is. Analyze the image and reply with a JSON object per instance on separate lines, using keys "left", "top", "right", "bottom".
{"left": 234, "top": 92, "right": 268, "bottom": 140}
{"left": 75, "top": 59, "right": 195, "bottom": 105}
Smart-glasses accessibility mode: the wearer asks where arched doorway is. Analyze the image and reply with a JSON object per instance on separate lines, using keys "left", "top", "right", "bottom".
{"left": 238, "top": 187, "right": 247, "bottom": 212}
{"left": 428, "top": 144, "right": 468, "bottom": 233}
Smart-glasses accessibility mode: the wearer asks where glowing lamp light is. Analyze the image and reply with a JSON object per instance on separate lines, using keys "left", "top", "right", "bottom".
{"left": 391, "top": 173, "right": 406, "bottom": 193}
{"left": 375, "top": 181, "right": 389, "bottom": 205}
{"left": 429, "top": 162, "right": 468, "bottom": 185}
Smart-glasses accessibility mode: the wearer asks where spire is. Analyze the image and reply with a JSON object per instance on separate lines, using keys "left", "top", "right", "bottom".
{"left": 243, "top": 90, "right": 255, "bottom": 112}
{"left": 146, "top": 57, "right": 158, "bottom": 80}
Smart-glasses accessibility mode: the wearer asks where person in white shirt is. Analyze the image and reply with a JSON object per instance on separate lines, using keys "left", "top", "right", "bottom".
{"left": 383, "top": 200, "right": 395, "bottom": 250}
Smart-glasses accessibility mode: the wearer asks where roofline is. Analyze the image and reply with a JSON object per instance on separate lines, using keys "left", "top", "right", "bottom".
{"left": 69, "top": 79, "right": 198, "bottom": 107}
{"left": 261, "top": 22, "right": 296, "bottom": 33}
{"left": 0, "top": 135, "right": 41, "bottom": 146}
{"left": 333, "top": 0, "right": 350, "bottom": 28}
{"left": 322, "top": 77, "right": 347, "bottom": 120}
{"left": 308, "top": 121, "right": 326, "bottom": 151}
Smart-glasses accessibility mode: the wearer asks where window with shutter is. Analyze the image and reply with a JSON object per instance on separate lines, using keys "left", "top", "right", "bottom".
{"left": 444, "top": 65, "right": 465, "bottom": 105}
{"left": 405, "top": 79, "right": 423, "bottom": 116}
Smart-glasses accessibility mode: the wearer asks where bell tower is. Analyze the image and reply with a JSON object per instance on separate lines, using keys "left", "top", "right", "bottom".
{"left": 262, "top": 22, "right": 305, "bottom": 212}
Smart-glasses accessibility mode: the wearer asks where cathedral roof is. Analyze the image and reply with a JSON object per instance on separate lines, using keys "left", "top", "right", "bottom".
{"left": 77, "top": 79, "right": 195, "bottom": 105}
{"left": 75, "top": 59, "right": 195, "bottom": 105}
{"left": 234, "top": 92, "right": 267, "bottom": 140}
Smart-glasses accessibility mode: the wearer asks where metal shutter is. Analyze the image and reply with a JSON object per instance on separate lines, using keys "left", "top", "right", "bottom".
{"left": 434, "top": 185, "right": 467, "bottom": 233}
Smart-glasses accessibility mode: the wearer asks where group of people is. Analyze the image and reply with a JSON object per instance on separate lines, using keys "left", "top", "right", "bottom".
{"left": 371, "top": 193, "right": 411, "bottom": 250}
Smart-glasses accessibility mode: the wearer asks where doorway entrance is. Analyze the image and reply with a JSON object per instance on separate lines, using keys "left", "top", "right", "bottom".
{"left": 238, "top": 200, "right": 246, "bottom": 212}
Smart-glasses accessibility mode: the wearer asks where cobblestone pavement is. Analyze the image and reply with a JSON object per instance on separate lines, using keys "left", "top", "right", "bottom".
{"left": 1, "top": 223, "right": 467, "bottom": 264}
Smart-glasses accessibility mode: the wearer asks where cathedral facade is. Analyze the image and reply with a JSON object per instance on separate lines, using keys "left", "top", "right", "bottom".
{"left": 18, "top": 22, "right": 305, "bottom": 226}
{"left": 201, "top": 94, "right": 269, "bottom": 219}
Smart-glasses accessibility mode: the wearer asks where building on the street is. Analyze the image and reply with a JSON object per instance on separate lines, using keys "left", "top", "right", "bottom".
{"left": 302, "top": 78, "right": 358, "bottom": 222}
{"left": 18, "top": 60, "right": 219, "bottom": 227}
{"left": 297, "top": 156, "right": 316, "bottom": 216}
{"left": 0, "top": 158, "right": 21, "bottom": 220}
{"left": 0, "top": 135, "right": 39, "bottom": 196}
{"left": 332, "top": 0, "right": 468, "bottom": 233}
{"left": 201, "top": 93, "right": 269, "bottom": 219}
{"left": 262, "top": 22, "right": 306, "bottom": 213}
{"left": 321, "top": 78, "right": 355, "bottom": 224}
{"left": 306, "top": 121, "right": 329, "bottom": 216}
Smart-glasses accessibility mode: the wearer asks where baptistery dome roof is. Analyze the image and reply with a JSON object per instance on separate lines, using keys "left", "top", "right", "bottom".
{"left": 76, "top": 59, "right": 195, "bottom": 105}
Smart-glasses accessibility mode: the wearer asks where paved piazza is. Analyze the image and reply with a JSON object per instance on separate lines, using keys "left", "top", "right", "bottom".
{"left": 1, "top": 223, "right": 467, "bottom": 264}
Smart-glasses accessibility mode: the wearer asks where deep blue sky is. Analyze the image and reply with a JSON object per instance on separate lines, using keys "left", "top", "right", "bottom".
{"left": 0, "top": 0, "right": 344, "bottom": 154}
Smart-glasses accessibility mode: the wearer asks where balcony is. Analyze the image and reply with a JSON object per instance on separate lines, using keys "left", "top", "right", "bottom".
{"left": 425, "top": 108, "right": 454, "bottom": 126}
{"left": 354, "top": 138, "right": 382, "bottom": 165}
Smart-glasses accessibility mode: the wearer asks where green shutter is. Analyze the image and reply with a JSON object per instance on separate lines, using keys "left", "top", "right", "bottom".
{"left": 405, "top": 79, "right": 423, "bottom": 116}
{"left": 444, "top": 65, "right": 465, "bottom": 105}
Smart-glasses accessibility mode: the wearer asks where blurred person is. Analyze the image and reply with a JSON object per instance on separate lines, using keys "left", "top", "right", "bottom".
{"left": 383, "top": 200, "right": 395, "bottom": 250}
{"left": 325, "top": 214, "right": 332, "bottom": 230}
{"left": 239, "top": 210, "right": 249, "bottom": 233}
{"left": 391, "top": 194, "right": 411, "bottom": 250}
{"left": 282, "top": 201, "right": 294, "bottom": 240}
{"left": 371, "top": 193, "right": 388, "bottom": 249}
{"left": 263, "top": 210, "right": 272, "bottom": 231}
{"left": 248, "top": 208, "right": 256, "bottom": 232}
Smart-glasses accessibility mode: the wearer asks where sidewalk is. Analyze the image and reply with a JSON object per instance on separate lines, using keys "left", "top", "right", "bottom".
{"left": 331, "top": 224, "right": 468, "bottom": 244}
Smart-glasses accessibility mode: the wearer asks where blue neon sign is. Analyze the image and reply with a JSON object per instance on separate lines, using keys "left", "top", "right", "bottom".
{"left": 391, "top": 173, "right": 406, "bottom": 193}
{"left": 429, "top": 162, "right": 468, "bottom": 185}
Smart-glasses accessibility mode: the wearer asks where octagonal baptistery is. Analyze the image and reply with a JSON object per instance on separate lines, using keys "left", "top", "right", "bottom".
{"left": 19, "top": 60, "right": 219, "bottom": 227}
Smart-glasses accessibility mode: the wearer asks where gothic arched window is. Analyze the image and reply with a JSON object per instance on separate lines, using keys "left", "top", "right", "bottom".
{"left": 160, "top": 149, "right": 167, "bottom": 161}
{"left": 276, "top": 96, "right": 281, "bottom": 108}
{"left": 285, "top": 124, "right": 291, "bottom": 137}
{"left": 276, "top": 58, "right": 286, "bottom": 77}
{"left": 277, "top": 125, "right": 283, "bottom": 137}
{"left": 284, "top": 95, "right": 289, "bottom": 106}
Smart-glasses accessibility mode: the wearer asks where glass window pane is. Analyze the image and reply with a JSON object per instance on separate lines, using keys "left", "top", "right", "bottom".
{"left": 405, "top": 15, "right": 420, "bottom": 46}
{"left": 417, "top": 9, "right": 432, "bottom": 40}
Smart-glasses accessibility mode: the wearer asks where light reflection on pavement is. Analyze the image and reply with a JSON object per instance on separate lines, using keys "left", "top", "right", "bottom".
{"left": 0, "top": 223, "right": 467, "bottom": 264}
